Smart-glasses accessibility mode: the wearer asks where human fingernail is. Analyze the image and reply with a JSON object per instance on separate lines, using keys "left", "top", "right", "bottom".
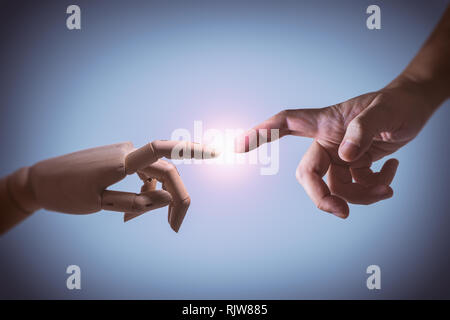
{"left": 340, "top": 140, "right": 360, "bottom": 161}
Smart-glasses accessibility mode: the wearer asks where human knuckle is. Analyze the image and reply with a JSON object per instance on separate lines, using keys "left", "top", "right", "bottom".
{"left": 296, "top": 162, "right": 315, "bottom": 184}
{"left": 295, "top": 166, "right": 307, "bottom": 183}
{"left": 349, "top": 117, "right": 366, "bottom": 132}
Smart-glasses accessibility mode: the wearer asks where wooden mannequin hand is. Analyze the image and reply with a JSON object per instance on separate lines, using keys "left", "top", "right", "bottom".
{"left": 26, "top": 140, "right": 217, "bottom": 232}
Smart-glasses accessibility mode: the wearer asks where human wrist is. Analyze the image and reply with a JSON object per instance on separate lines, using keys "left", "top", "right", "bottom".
{"left": 7, "top": 167, "right": 41, "bottom": 215}
{"left": 385, "top": 72, "right": 447, "bottom": 116}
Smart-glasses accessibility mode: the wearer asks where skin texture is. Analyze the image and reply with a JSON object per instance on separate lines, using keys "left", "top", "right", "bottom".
{"left": 0, "top": 141, "right": 218, "bottom": 235}
{"left": 236, "top": 5, "right": 450, "bottom": 218}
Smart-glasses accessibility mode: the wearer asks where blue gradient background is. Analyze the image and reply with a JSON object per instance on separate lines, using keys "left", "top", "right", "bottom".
{"left": 1, "top": 0, "right": 450, "bottom": 299}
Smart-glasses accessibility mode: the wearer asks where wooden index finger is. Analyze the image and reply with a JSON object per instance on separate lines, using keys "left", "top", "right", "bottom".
{"left": 125, "top": 140, "right": 219, "bottom": 174}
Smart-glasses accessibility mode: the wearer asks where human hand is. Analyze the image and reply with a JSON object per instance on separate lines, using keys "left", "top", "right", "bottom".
{"left": 26, "top": 140, "right": 217, "bottom": 232}
{"left": 235, "top": 79, "right": 438, "bottom": 218}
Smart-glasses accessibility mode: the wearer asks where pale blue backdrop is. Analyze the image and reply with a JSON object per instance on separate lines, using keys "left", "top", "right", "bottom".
{"left": 0, "top": 0, "right": 449, "bottom": 299}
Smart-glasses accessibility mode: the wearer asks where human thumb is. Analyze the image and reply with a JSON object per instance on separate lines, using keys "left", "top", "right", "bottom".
{"left": 338, "top": 107, "right": 382, "bottom": 162}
